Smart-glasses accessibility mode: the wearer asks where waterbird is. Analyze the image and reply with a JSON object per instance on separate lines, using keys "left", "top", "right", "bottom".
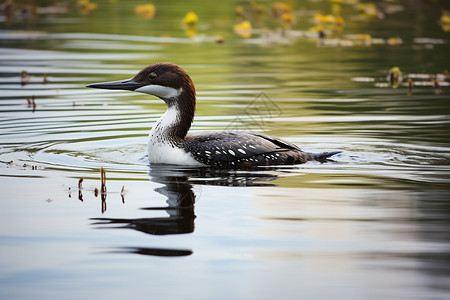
{"left": 87, "top": 63, "right": 340, "bottom": 168}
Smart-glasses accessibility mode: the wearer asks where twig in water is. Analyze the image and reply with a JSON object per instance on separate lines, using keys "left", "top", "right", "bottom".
{"left": 100, "top": 168, "right": 107, "bottom": 213}
{"left": 100, "top": 167, "right": 107, "bottom": 194}
{"left": 121, "top": 186, "right": 125, "bottom": 203}
{"left": 26, "top": 96, "right": 36, "bottom": 111}
{"left": 20, "top": 70, "right": 29, "bottom": 86}
{"left": 407, "top": 77, "right": 413, "bottom": 96}
{"left": 78, "top": 178, "right": 84, "bottom": 202}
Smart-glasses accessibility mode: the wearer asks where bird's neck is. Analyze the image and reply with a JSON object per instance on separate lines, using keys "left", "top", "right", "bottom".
{"left": 150, "top": 91, "right": 195, "bottom": 145}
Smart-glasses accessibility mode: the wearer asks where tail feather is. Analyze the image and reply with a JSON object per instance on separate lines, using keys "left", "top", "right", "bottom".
{"left": 313, "top": 151, "right": 341, "bottom": 162}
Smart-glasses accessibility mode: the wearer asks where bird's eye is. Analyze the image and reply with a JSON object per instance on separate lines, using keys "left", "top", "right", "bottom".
{"left": 148, "top": 72, "right": 157, "bottom": 80}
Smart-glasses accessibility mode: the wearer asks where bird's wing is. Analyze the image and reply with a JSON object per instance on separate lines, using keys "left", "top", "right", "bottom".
{"left": 184, "top": 131, "right": 302, "bottom": 165}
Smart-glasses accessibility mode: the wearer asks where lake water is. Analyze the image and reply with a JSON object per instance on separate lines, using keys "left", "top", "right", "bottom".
{"left": 1, "top": 1, "right": 450, "bottom": 299}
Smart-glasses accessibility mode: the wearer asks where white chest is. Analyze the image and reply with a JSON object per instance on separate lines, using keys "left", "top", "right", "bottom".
{"left": 147, "top": 107, "right": 203, "bottom": 166}
{"left": 147, "top": 138, "right": 202, "bottom": 166}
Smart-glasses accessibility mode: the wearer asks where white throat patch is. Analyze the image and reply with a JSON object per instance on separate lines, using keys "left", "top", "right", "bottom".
{"left": 135, "top": 85, "right": 183, "bottom": 99}
{"left": 147, "top": 106, "right": 203, "bottom": 166}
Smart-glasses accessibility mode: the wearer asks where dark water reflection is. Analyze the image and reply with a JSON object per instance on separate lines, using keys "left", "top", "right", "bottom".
{"left": 92, "top": 166, "right": 197, "bottom": 238}
{"left": 90, "top": 165, "right": 283, "bottom": 256}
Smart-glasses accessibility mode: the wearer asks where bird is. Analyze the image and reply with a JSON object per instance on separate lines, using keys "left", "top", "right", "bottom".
{"left": 87, "top": 62, "right": 340, "bottom": 168}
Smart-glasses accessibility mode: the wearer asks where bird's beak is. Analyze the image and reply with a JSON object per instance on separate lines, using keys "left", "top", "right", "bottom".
{"left": 87, "top": 79, "right": 145, "bottom": 91}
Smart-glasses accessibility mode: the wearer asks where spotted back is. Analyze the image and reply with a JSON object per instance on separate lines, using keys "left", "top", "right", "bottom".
{"left": 184, "top": 131, "right": 313, "bottom": 167}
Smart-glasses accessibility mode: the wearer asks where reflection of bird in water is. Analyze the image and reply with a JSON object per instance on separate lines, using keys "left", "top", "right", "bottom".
{"left": 88, "top": 63, "right": 340, "bottom": 168}
{"left": 91, "top": 167, "right": 196, "bottom": 236}
{"left": 90, "top": 165, "right": 282, "bottom": 256}
{"left": 90, "top": 166, "right": 197, "bottom": 257}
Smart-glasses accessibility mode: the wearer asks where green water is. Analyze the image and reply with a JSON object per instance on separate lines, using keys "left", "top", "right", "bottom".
{"left": 1, "top": 0, "right": 450, "bottom": 299}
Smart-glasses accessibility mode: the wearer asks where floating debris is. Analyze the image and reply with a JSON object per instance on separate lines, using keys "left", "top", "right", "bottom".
{"left": 0, "top": 0, "right": 38, "bottom": 21}
{"left": 101, "top": 196, "right": 106, "bottom": 213}
{"left": 21, "top": 163, "right": 38, "bottom": 170}
{"left": 26, "top": 96, "right": 36, "bottom": 110}
{"left": 387, "top": 67, "right": 403, "bottom": 88}
{"left": 281, "top": 12, "right": 295, "bottom": 28}
{"left": 94, "top": 187, "right": 99, "bottom": 197}
{"left": 440, "top": 10, "right": 450, "bottom": 32}
{"left": 353, "top": 68, "right": 449, "bottom": 92}
{"left": 26, "top": 96, "right": 33, "bottom": 105}
{"left": 78, "top": 188, "right": 83, "bottom": 202}
{"left": 311, "top": 33, "right": 403, "bottom": 47}
{"left": 121, "top": 186, "right": 125, "bottom": 203}
{"left": 78, "top": 178, "right": 83, "bottom": 189}
{"left": 356, "top": 3, "right": 384, "bottom": 19}
{"left": 77, "top": 0, "right": 97, "bottom": 15}
{"left": 234, "top": 21, "right": 252, "bottom": 38}
{"left": 98, "top": 168, "right": 107, "bottom": 213}
{"left": 235, "top": 5, "right": 245, "bottom": 19}
{"left": 20, "top": 70, "right": 29, "bottom": 85}
{"left": 250, "top": 0, "right": 265, "bottom": 15}
{"left": 100, "top": 167, "right": 106, "bottom": 194}
{"left": 135, "top": 4, "right": 155, "bottom": 19}
{"left": 270, "top": 2, "right": 294, "bottom": 28}
{"left": 183, "top": 11, "right": 198, "bottom": 37}
{"left": 183, "top": 11, "right": 198, "bottom": 26}
{"left": 386, "top": 37, "right": 402, "bottom": 46}
{"left": 432, "top": 75, "right": 440, "bottom": 89}
{"left": 407, "top": 78, "right": 413, "bottom": 96}
{"left": 314, "top": 14, "right": 337, "bottom": 24}
{"left": 0, "top": 1, "right": 69, "bottom": 21}
{"left": 272, "top": 2, "right": 292, "bottom": 18}
{"left": 215, "top": 35, "right": 224, "bottom": 44}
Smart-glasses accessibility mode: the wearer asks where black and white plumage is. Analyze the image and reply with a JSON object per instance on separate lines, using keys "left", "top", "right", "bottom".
{"left": 87, "top": 62, "right": 340, "bottom": 168}
{"left": 186, "top": 131, "right": 312, "bottom": 167}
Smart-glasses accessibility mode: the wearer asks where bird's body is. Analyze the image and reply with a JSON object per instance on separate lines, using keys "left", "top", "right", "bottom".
{"left": 88, "top": 62, "right": 339, "bottom": 168}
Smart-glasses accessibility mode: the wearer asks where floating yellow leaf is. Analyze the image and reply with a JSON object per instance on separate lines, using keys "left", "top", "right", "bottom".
{"left": 281, "top": 12, "right": 295, "bottom": 27}
{"left": 357, "top": 3, "right": 380, "bottom": 18}
{"left": 183, "top": 11, "right": 198, "bottom": 26}
{"left": 356, "top": 34, "right": 371, "bottom": 40}
{"left": 387, "top": 37, "right": 402, "bottom": 45}
{"left": 235, "top": 5, "right": 244, "bottom": 18}
{"left": 250, "top": 0, "right": 265, "bottom": 14}
{"left": 441, "top": 11, "right": 450, "bottom": 24}
{"left": 135, "top": 4, "right": 155, "bottom": 19}
{"left": 440, "top": 11, "right": 450, "bottom": 31}
{"left": 185, "top": 27, "right": 197, "bottom": 38}
{"left": 77, "top": 0, "right": 97, "bottom": 15}
{"left": 387, "top": 67, "right": 403, "bottom": 88}
{"left": 234, "top": 21, "right": 252, "bottom": 38}
{"left": 314, "top": 14, "right": 336, "bottom": 23}
{"left": 272, "top": 2, "right": 292, "bottom": 17}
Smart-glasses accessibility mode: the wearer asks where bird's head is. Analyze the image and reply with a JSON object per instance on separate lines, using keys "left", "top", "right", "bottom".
{"left": 87, "top": 62, "right": 195, "bottom": 102}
